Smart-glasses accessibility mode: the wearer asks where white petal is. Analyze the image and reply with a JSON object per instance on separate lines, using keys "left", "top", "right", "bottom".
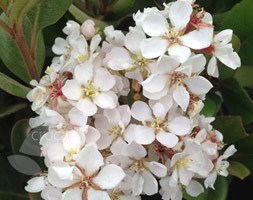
{"left": 52, "top": 37, "right": 68, "bottom": 55}
{"left": 173, "top": 85, "right": 190, "bottom": 111}
{"left": 204, "top": 170, "right": 217, "bottom": 189}
{"left": 68, "top": 107, "right": 88, "bottom": 126}
{"left": 125, "top": 27, "right": 146, "bottom": 54}
{"left": 93, "top": 164, "right": 125, "bottom": 189}
{"left": 207, "top": 56, "right": 219, "bottom": 78}
{"left": 62, "top": 188, "right": 82, "bottom": 200}
{"left": 94, "top": 69, "right": 115, "bottom": 91}
{"left": 214, "top": 29, "right": 232, "bottom": 44}
{"left": 141, "top": 74, "right": 168, "bottom": 93}
{"left": 142, "top": 14, "right": 168, "bottom": 36}
{"left": 63, "top": 130, "right": 82, "bottom": 152}
{"left": 143, "top": 86, "right": 168, "bottom": 100}
{"left": 90, "top": 34, "right": 101, "bottom": 52}
{"left": 47, "top": 143, "right": 68, "bottom": 163}
{"left": 144, "top": 161, "right": 167, "bottom": 178}
{"left": 104, "top": 108, "right": 120, "bottom": 125}
{"left": 87, "top": 188, "right": 110, "bottom": 200}
{"left": 222, "top": 145, "right": 237, "bottom": 159}
{"left": 141, "top": 38, "right": 168, "bottom": 59}
{"left": 134, "top": 125, "right": 156, "bottom": 145}
{"left": 131, "top": 101, "right": 152, "bottom": 121}
{"left": 41, "top": 185, "right": 62, "bottom": 200}
{"left": 76, "top": 99, "right": 97, "bottom": 116}
{"left": 25, "top": 177, "right": 46, "bottom": 193}
{"left": 168, "top": 44, "right": 191, "bottom": 63}
{"left": 108, "top": 47, "right": 133, "bottom": 70}
{"left": 74, "top": 62, "right": 93, "bottom": 85}
{"left": 186, "top": 180, "right": 204, "bottom": 197}
{"left": 169, "top": 116, "right": 191, "bottom": 136}
{"left": 157, "top": 55, "right": 180, "bottom": 74}
{"left": 85, "top": 126, "right": 101, "bottom": 144}
{"left": 156, "top": 131, "right": 179, "bottom": 148}
{"left": 216, "top": 52, "right": 241, "bottom": 69}
{"left": 76, "top": 143, "right": 104, "bottom": 176}
{"left": 179, "top": 169, "right": 194, "bottom": 186}
{"left": 184, "top": 76, "right": 213, "bottom": 95}
{"left": 118, "top": 105, "right": 131, "bottom": 126}
{"left": 142, "top": 171, "right": 158, "bottom": 195}
{"left": 94, "top": 115, "right": 110, "bottom": 131}
{"left": 62, "top": 80, "right": 81, "bottom": 100}
{"left": 152, "top": 102, "right": 167, "bottom": 119}
{"left": 169, "top": 1, "right": 192, "bottom": 31}
{"left": 132, "top": 173, "right": 144, "bottom": 196}
{"left": 93, "top": 91, "right": 117, "bottom": 109}
{"left": 122, "top": 141, "right": 147, "bottom": 159}
{"left": 180, "top": 27, "right": 213, "bottom": 49}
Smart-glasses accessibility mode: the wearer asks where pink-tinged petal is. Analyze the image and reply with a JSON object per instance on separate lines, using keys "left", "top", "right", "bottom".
{"left": 141, "top": 171, "right": 158, "bottom": 195}
{"left": 122, "top": 141, "right": 147, "bottom": 159}
{"left": 144, "top": 161, "right": 167, "bottom": 178}
{"left": 173, "top": 85, "right": 190, "bottom": 111}
{"left": 207, "top": 56, "right": 219, "bottom": 78}
{"left": 74, "top": 62, "right": 93, "bottom": 85}
{"left": 93, "top": 164, "right": 125, "bottom": 189}
{"left": 157, "top": 55, "right": 180, "bottom": 74}
{"left": 118, "top": 105, "right": 131, "bottom": 126}
{"left": 152, "top": 102, "right": 167, "bottom": 119}
{"left": 140, "top": 38, "right": 168, "bottom": 59}
{"left": 169, "top": 1, "right": 192, "bottom": 31}
{"left": 62, "top": 188, "right": 82, "bottom": 200}
{"left": 214, "top": 29, "right": 232, "bottom": 44}
{"left": 63, "top": 130, "right": 82, "bottom": 152}
{"left": 134, "top": 125, "right": 156, "bottom": 145}
{"left": 143, "top": 86, "right": 168, "bottom": 100}
{"left": 216, "top": 52, "right": 241, "bottom": 69}
{"left": 108, "top": 47, "right": 133, "bottom": 70}
{"left": 186, "top": 180, "right": 204, "bottom": 197}
{"left": 184, "top": 76, "right": 213, "bottom": 95}
{"left": 76, "top": 99, "right": 97, "bottom": 116}
{"left": 168, "top": 44, "right": 191, "bottom": 63}
{"left": 156, "top": 131, "right": 179, "bottom": 148}
{"left": 125, "top": 27, "right": 146, "bottom": 54}
{"left": 131, "top": 101, "right": 152, "bottom": 121}
{"left": 48, "top": 162, "right": 75, "bottom": 188}
{"left": 94, "top": 69, "right": 115, "bottom": 91}
{"left": 142, "top": 14, "right": 168, "bottom": 37}
{"left": 141, "top": 74, "right": 168, "bottom": 93}
{"left": 93, "top": 91, "right": 117, "bottom": 109}
{"left": 62, "top": 80, "right": 81, "bottom": 100}
{"left": 76, "top": 143, "right": 104, "bottom": 176}
{"left": 169, "top": 116, "right": 191, "bottom": 136}
{"left": 87, "top": 188, "right": 110, "bottom": 200}
{"left": 85, "top": 126, "right": 101, "bottom": 144}
{"left": 180, "top": 27, "right": 213, "bottom": 49}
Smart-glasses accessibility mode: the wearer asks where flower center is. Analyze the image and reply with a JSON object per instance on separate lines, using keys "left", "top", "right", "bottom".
{"left": 81, "top": 81, "right": 99, "bottom": 98}
{"left": 110, "top": 190, "right": 124, "bottom": 200}
{"left": 108, "top": 125, "right": 123, "bottom": 139}
{"left": 175, "top": 157, "right": 191, "bottom": 169}
{"left": 76, "top": 53, "right": 89, "bottom": 63}
{"left": 130, "top": 160, "right": 146, "bottom": 173}
{"left": 170, "top": 73, "right": 187, "bottom": 87}
{"left": 143, "top": 118, "right": 168, "bottom": 133}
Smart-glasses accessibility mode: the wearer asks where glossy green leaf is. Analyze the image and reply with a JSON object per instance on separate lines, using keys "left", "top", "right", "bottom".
{"left": 239, "top": 36, "right": 253, "bottom": 65}
{"left": 0, "top": 72, "right": 30, "bottom": 98}
{"left": 221, "top": 0, "right": 253, "bottom": 41}
{"left": 234, "top": 65, "right": 253, "bottom": 87}
{"left": 11, "top": 119, "right": 31, "bottom": 155}
{"left": 231, "top": 34, "right": 241, "bottom": 52}
{"left": 212, "top": 116, "right": 248, "bottom": 144}
{"left": 27, "top": 0, "right": 73, "bottom": 34}
{"left": 201, "top": 93, "right": 222, "bottom": 117}
{"left": 8, "top": 0, "right": 40, "bottom": 25}
{"left": 221, "top": 78, "right": 253, "bottom": 125}
{"left": 228, "top": 161, "right": 251, "bottom": 180}
{"left": 0, "top": 14, "right": 32, "bottom": 82}
{"left": 0, "top": 103, "right": 27, "bottom": 118}
{"left": 184, "top": 177, "right": 228, "bottom": 200}
{"left": 233, "top": 134, "right": 253, "bottom": 171}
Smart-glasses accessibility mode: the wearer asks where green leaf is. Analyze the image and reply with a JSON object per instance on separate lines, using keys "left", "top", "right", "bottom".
{"left": 0, "top": 103, "right": 27, "bottom": 118}
{"left": 231, "top": 34, "right": 241, "bottom": 52}
{"left": 212, "top": 116, "right": 248, "bottom": 144}
{"left": 184, "top": 177, "right": 228, "bottom": 200}
{"left": 221, "top": 0, "right": 253, "bottom": 41}
{"left": 234, "top": 65, "right": 253, "bottom": 87}
{"left": 8, "top": 0, "right": 40, "bottom": 25}
{"left": 239, "top": 36, "right": 253, "bottom": 65}
{"left": 0, "top": 72, "right": 30, "bottom": 98}
{"left": 11, "top": 119, "right": 31, "bottom": 155}
{"left": 27, "top": 0, "right": 73, "bottom": 34}
{"left": 201, "top": 93, "right": 222, "bottom": 117}
{"left": 228, "top": 161, "right": 251, "bottom": 180}
{"left": 0, "top": 14, "right": 32, "bottom": 82}
{"left": 36, "top": 31, "right": 45, "bottom": 74}
{"left": 111, "top": 0, "right": 136, "bottom": 19}
{"left": 221, "top": 78, "right": 253, "bottom": 125}
{"left": 0, "top": 0, "right": 8, "bottom": 11}
{"left": 233, "top": 134, "right": 253, "bottom": 171}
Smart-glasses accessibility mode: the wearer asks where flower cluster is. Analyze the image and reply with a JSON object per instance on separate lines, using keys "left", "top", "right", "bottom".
{"left": 25, "top": 0, "right": 240, "bottom": 199}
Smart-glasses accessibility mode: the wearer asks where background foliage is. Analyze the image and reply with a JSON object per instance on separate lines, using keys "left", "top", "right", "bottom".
{"left": 0, "top": 0, "right": 253, "bottom": 199}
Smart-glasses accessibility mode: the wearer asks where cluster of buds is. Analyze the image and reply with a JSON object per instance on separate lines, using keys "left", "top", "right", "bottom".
{"left": 25, "top": 0, "right": 240, "bottom": 199}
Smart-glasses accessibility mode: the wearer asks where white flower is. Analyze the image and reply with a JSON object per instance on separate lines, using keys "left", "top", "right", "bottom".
{"left": 207, "top": 29, "right": 241, "bottom": 77}
{"left": 25, "top": 176, "right": 47, "bottom": 193}
{"left": 62, "top": 61, "right": 117, "bottom": 116}
{"left": 27, "top": 85, "right": 49, "bottom": 111}
{"left": 81, "top": 20, "right": 96, "bottom": 40}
